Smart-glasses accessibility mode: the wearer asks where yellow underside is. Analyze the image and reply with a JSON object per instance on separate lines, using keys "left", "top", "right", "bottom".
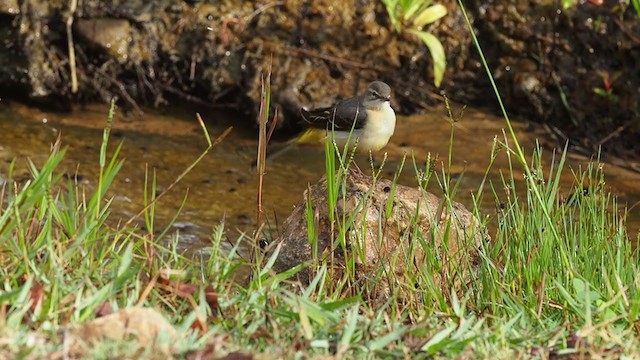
{"left": 294, "top": 128, "right": 328, "bottom": 144}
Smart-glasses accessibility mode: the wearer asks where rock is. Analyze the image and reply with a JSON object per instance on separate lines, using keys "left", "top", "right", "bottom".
{"left": 268, "top": 168, "right": 488, "bottom": 287}
{"left": 75, "top": 18, "right": 133, "bottom": 64}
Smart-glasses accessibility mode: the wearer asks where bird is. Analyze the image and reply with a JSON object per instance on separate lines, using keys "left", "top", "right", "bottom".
{"left": 266, "top": 81, "right": 396, "bottom": 161}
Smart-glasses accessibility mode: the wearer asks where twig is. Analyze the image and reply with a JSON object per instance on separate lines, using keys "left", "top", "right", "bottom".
{"left": 614, "top": 18, "right": 640, "bottom": 45}
{"left": 66, "top": 0, "right": 78, "bottom": 93}
{"left": 537, "top": 272, "right": 546, "bottom": 317}
{"left": 161, "top": 84, "right": 234, "bottom": 109}
{"left": 220, "top": 1, "right": 284, "bottom": 44}
{"left": 245, "top": 1, "right": 284, "bottom": 24}
{"left": 597, "top": 120, "right": 633, "bottom": 146}
{"left": 254, "top": 67, "right": 279, "bottom": 262}
{"left": 88, "top": 62, "right": 144, "bottom": 116}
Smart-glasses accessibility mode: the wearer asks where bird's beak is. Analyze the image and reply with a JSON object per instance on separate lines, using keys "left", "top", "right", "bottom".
{"left": 383, "top": 96, "right": 391, "bottom": 102}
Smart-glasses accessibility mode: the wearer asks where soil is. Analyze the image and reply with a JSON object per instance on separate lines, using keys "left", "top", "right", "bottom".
{"left": 0, "top": 0, "right": 638, "bottom": 162}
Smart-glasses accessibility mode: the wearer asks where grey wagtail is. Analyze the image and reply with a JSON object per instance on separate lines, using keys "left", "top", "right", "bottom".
{"left": 266, "top": 81, "right": 396, "bottom": 161}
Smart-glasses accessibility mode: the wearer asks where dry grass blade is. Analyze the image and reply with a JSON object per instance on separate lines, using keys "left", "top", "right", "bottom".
{"left": 254, "top": 67, "right": 278, "bottom": 261}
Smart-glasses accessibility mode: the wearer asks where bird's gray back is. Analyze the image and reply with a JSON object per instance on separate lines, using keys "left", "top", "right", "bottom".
{"left": 300, "top": 95, "right": 367, "bottom": 131}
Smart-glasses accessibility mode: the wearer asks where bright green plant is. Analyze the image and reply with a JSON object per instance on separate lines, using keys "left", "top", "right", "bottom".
{"left": 561, "top": 0, "right": 576, "bottom": 10}
{"left": 593, "top": 86, "right": 619, "bottom": 104}
{"left": 381, "top": 0, "right": 448, "bottom": 87}
{"left": 633, "top": 0, "right": 640, "bottom": 16}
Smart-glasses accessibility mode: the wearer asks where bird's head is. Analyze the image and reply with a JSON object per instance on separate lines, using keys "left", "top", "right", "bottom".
{"left": 364, "top": 81, "right": 392, "bottom": 108}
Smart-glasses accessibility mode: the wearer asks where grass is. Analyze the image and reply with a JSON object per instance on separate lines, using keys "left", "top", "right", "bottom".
{"left": 1, "top": 4, "right": 640, "bottom": 360}
{"left": 0, "top": 94, "right": 638, "bottom": 359}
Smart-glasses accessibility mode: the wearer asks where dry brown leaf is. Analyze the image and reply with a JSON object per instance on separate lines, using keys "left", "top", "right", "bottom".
{"left": 70, "top": 307, "right": 177, "bottom": 354}
{"left": 184, "top": 339, "right": 228, "bottom": 360}
{"left": 28, "top": 280, "right": 45, "bottom": 313}
{"left": 185, "top": 344, "right": 218, "bottom": 360}
{"left": 204, "top": 285, "right": 220, "bottom": 316}
{"left": 218, "top": 351, "right": 254, "bottom": 360}
{"left": 94, "top": 301, "right": 113, "bottom": 317}
{"left": 190, "top": 316, "right": 209, "bottom": 333}
{"left": 158, "top": 273, "right": 198, "bottom": 298}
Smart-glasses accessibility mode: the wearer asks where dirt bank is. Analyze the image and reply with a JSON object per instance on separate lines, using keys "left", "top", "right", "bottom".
{"left": 0, "top": 1, "right": 638, "bottom": 161}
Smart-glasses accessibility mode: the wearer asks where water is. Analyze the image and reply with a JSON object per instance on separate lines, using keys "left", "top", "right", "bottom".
{"left": 1, "top": 100, "right": 638, "bottom": 252}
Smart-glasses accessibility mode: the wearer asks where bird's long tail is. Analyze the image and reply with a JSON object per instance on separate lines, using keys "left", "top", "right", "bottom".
{"left": 251, "top": 129, "right": 326, "bottom": 168}
{"left": 264, "top": 139, "right": 298, "bottom": 162}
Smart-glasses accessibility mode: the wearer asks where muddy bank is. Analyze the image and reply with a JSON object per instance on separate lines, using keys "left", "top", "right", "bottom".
{"left": 0, "top": 0, "right": 466, "bottom": 114}
{"left": 0, "top": 1, "right": 638, "bottom": 158}
{"left": 463, "top": 1, "right": 640, "bottom": 165}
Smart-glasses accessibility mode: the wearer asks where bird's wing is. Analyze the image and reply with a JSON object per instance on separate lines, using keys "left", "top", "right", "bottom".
{"left": 299, "top": 96, "right": 367, "bottom": 131}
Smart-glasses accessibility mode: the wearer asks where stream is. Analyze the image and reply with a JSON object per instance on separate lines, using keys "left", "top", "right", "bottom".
{"left": 1, "top": 100, "right": 639, "bottom": 254}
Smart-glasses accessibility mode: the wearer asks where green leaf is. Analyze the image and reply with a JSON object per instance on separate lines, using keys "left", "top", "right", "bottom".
{"left": 116, "top": 243, "right": 134, "bottom": 278}
{"left": 264, "top": 261, "right": 305, "bottom": 286}
{"left": 572, "top": 278, "right": 586, "bottom": 298}
{"left": 556, "top": 280, "right": 580, "bottom": 314}
{"left": 592, "top": 88, "right": 608, "bottom": 97}
{"left": 572, "top": 277, "right": 601, "bottom": 303}
{"left": 421, "top": 324, "right": 456, "bottom": 354}
{"left": 339, "top": 305, "right": 360, "bottom": 350}
{"left": 561, "top": 0, "right": 575, "bottom": 10}
{"left": 259, "top": 243, "right": 281, "bottom": 277}
{"left": 413, "top": 4, "right": 447, "bottom": 27}
{"left": 403, "top": 0, "right": 428, "bottom": 20}
{"left": 321, "top": 296, "right": 361, "bottom": 311}
{"left": 408, "top": 30, "right": 446, "bottom": 87}
{"left": 310, "top": 340, "right": 330, "bottom": 348}
{"left": 399, "top": 0, "right": 414, "bottom": 10}
{"left": 381, "top": 0, "right": 401, "bottom": 32}
{"left": 368, "top": 327, "right": 406, "bottom": 351}
{"left": 633, "top": 0, "right": 640, "bottom": 16}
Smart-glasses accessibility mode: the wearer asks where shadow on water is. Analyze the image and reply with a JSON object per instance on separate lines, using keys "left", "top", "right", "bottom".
{"left": 1, "top": 100, "right": 639, "bottom": 254}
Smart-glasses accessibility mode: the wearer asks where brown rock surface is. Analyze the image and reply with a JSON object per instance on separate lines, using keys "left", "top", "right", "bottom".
{"left": 75, "top": 18, "right": 133, "bottom": 64}
{"left": 268, "top": 168, "right": 487, "bottom": 285}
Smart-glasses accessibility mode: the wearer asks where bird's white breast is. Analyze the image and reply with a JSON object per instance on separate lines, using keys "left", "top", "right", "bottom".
{"left": 359, "top": 102, "right": 396, "bottom": 151}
